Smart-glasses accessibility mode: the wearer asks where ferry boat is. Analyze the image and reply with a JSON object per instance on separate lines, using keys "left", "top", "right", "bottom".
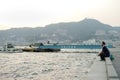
{"left": 39, "top": 44, "right": 113, "bottom": 49}
{"left": 39, "top": 39, "right": 113, "bottom": 49}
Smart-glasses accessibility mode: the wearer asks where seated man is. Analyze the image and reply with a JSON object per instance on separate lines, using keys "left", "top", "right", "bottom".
{"left": 98, "top": 41, "right": 110, "bottom": 61}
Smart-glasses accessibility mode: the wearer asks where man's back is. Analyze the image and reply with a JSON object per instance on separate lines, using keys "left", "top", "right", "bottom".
{"left": 102, "top": 46, "right": 110, "bottom": 57}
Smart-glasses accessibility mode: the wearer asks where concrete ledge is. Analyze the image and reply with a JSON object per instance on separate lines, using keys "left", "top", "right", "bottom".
{"left": 86, "top": 57, "right": 107, "bottom": 80}
{"left": 105, "top": 57, "right": 119, "bottom": 80}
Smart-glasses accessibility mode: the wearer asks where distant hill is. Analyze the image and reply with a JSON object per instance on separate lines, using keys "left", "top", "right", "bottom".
{"left": 0, "top": 18, "right": 120, "bottom": 45}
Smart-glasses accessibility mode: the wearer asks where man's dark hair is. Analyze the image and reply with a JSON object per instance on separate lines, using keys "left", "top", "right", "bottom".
{"left": 102, "top": 41, "right": 106, "bottom": 45}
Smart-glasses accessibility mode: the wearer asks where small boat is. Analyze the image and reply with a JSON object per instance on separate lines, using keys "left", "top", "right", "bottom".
{"left": 0, "top": 43, "right": 23, "bottom": 53}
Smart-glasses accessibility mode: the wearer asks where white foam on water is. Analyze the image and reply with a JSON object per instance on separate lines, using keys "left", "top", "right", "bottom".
{"left": 0, "top": 52, "right": 97, "bottom": 80}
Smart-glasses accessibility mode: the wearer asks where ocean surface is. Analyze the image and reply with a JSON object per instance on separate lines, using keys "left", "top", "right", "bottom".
{"left": 0, "top": 52, "right": 98, "bottom": 80}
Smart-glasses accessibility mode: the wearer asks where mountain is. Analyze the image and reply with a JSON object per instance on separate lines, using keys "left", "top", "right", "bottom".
{"left": 0, "top": 18, "right": 120, "bottom": 45}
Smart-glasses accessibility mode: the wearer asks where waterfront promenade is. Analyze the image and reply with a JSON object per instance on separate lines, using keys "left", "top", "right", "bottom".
{"left": 86, "top": 47, "right": 120, "bottom": 80}
{"left": 111, "top": 47, "right": 120, "bottom": 79}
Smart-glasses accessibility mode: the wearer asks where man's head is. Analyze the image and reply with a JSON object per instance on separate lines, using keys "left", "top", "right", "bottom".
{"left": 101, "top": 41, "right": 106, "bottom": 46}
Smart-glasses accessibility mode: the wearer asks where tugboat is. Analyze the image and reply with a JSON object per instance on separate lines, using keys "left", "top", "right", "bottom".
{"left": 22, "top": 42, "right": 60, "bottom": 52}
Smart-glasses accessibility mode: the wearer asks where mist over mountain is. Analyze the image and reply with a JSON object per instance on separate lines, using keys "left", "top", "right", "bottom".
{"left": 0, "top": 18, "right": 120, "bottom": 45}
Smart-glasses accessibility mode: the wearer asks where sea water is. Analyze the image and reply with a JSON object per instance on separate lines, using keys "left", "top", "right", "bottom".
{"left": 0, "top": 51, "right": 98, "bottom": 80}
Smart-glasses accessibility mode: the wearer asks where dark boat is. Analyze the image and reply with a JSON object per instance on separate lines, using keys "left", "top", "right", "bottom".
{"left": 22, "top": 43, "right": 60, "bottom": 52}
{"left": 33, "top": 48, "right": 60, "bottom": 52}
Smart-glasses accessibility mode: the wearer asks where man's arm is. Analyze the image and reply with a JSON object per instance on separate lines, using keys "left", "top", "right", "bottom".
{"left": 98, "top": 50, "right": 104, "bottom": 56}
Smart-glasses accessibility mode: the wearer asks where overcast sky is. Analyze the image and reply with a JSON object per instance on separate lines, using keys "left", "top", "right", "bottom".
{"left": 0, "top": 0, "right": 120, "bottom": 30}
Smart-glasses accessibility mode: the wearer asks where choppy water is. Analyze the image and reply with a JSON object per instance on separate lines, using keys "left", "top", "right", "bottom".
{"left": 0, "top": 52, "right": 97, "bottom": 80}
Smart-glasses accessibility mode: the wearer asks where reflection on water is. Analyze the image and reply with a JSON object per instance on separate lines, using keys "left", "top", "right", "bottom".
{"left": 0, "top": 52, "right": 97, "bottom": 80}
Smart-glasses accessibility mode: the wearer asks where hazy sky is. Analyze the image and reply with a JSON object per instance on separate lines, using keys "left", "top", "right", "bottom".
{"left": 0, "top": 0, "right": 120, "bottom": 30}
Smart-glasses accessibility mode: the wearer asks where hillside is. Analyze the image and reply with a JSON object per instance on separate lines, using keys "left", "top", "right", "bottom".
{"left": 0, "top": 18, "right": 120, "bottom": 45}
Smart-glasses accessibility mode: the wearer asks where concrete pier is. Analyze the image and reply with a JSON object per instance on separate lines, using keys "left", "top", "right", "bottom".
{"left": 86, "top": 57, "right": 107, "bottom": 80}
{"left": 110, "top": 47, "right": 120, "bottom": 79}
{"left": 86, "top": 49, "right": 120, "bottom": 80}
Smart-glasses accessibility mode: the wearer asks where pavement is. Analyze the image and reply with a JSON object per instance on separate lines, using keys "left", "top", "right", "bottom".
{"left": 86, "top": 47, "right": 120, "bottom": 80}
{"left": 86, "top": 57, "right": 107, "bottom": 80}
{"left": 110, "top": 47, "right": 120, "bottom": 79}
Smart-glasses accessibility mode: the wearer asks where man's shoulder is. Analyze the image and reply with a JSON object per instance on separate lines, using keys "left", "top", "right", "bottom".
{"left": 103, "top": 45, "right": 107, "bottom": 48}
{"left": 103, "top": 46, "right": 108, "bottom": 49}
